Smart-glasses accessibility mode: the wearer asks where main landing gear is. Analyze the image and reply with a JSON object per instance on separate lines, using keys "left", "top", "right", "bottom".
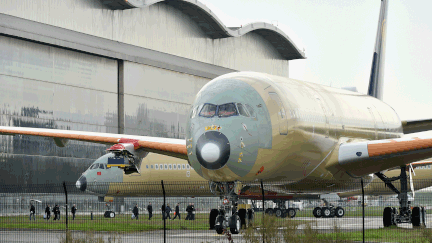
{"left": 264, "top": 200, "right": 297, "bottom": 218}
{"left": 376, "top": 165, "right": 426, "bottom": 228}
{"left": 312, "top": 199, "right": 345, "bottom": 218}
{"left": 208, "top": 182, "right": 254, "bottom": 234}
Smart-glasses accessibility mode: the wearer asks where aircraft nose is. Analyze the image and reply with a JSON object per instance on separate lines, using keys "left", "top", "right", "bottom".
{"left": 196, "top": 131, "right": 230, "bottom": 170}
{"left": 76, "top": 176, "right": 87, "bottom": 192}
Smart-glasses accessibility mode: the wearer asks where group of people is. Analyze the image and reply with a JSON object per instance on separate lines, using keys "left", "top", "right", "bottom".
{"left": 30, "top": 203, "right": 77, "bottom": 221}
{"left": 132, "top": 202, "right": 196, "bottom": 220}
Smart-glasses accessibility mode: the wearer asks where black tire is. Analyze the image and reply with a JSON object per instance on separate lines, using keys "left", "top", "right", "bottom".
{"left": 265, "top": 208, "right": 274, "bottom": 216}
{"left": 322, "top": 207, "right": 331, "bottom": 218}
{"left": 313, "top": 207, "right": 322, "bottom": 218}
{"left": 247, "top": 209, "right": 254, "bottom": 226}
{"left": 238, "top": 209, "right": 247, "bottom": 229}
{"left": 422, "top": 207, "right": 427, "bottom": 227}
{"left": 215, "top": 215, "right": 225, "bottom": 234}
{"left": 229, "top": 215, "right": 241, "bottom": 234}
{"left": 109, "top": 211, "right": 115, "bottom": 218}
{"left": 383, "top": 207, "right": 392, "bottom": 227}
{"left": 104, "top": 211, "right": 110, "bottom": 218}
{"left": 287, "top": 208, "right": 296, "bottom": 218}
{"left": 209, "top": 209, "right": 219, "bottom": 230}
{"left": 335, "top": 207, "right": 345, "bottom": 218}
{"left": 275, "top": 208, "right": 283, "bottom": 217}
{"left": 412, "top": 207, "right": 421, "bottom": 227}
{"left": 281, "top": 210, "right": 287, "bottom": 218}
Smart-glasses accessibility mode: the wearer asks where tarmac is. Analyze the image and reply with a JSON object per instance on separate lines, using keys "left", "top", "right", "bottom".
{"left": 1, "top": 215, "right": 431, "bottom": 243}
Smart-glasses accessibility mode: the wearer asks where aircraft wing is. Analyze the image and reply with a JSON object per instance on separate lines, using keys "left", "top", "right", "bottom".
{"left": 0, "top": 126, "right": 187, "bottom": 160}
{"left": 402, "top": 119, "right": 432, "bottom": 134}
{"left": 336, "top": 136, "right": 432, "bottom": 177}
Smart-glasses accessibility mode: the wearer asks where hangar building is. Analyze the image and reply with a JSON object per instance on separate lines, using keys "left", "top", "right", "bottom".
{"left": 0, "top": 0, "right": 304, "bottom": 185}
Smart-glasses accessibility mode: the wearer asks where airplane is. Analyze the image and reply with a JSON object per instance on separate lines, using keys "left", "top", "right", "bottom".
{"left": 2, "top": 0, "right": 432, "bottom": 234}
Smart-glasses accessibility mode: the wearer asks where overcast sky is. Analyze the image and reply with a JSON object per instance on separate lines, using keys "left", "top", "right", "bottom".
{"left": 200, "top": 0, "right": 432, "bottom": 122}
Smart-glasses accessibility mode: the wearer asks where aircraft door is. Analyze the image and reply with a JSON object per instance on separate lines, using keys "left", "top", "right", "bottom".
{"left": 268, "top": 92, "right": 288, "bottom": 135}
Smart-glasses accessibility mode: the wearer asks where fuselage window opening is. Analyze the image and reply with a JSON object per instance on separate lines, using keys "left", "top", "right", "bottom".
{"left": 169, "top": 164, "right": 172, "bottom": 170}
{"left": 160, "top": 164, "right": 163, "bottom": 170}
{"left": 245, "top": 104, "right": 256, "bottom": 118}
{"left": 151, "top": 165, "right": 153, "bottom": 169}
{"left": 182, "top": 164, "right": 185, "bottom": 170}
{"left": 236, "top": 103, "right": 250, "bottom": 117}
{"left": 173, "top": 164, "right": 177, "bottom": 170}
{"left": 199, "top": 104, "right": 217, "bottom": 118}
{"left": 186, "top": 164, "right": 190, "bottom": 170}
{"left": 178, "top": 164, "right": 181, "bottom": 170}
{"left": 155, "top": 164, "right": 159, "bottom": 170}
{"left": 164, "top": 164, "right": 168, "bottom": 170}
{"left": 146, "top": 165, "right": 149, "bottom": 169}
{"left": 218, "top": 103, "right": 238, "bottom": 117}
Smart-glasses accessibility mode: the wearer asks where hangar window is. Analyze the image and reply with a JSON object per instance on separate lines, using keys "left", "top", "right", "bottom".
{"left": 236, "top": 103, "right": 250, "bottom": 117}
{"left": 218, "top": 103, "right": 238, "bottom": 117}
{"left": 245, "top": 104, "right": 256, "bottom": 118}
{"left": 199, "top": 104, "right": 217, "bottom": 117}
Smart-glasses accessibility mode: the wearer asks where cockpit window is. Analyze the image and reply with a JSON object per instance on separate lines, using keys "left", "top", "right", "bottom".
{"left": 90, "top": 164, "right": 99, "bottom": 170}
{"left": 236, "top": 103, "right": 250, "bottom": 117}
{"left": 218, "top": 103, "right": 238, "bottom": 117}
{"left": 190, "top": 106, "right": 199, "bottom": 119}
{"left": 199, "top": 104, "right": 217, "bottom": 118}
{"left": 99, "top": 164, "right": 105, "bottom": 169}
{"left": 245, "top": 104, "right": 256, "bottom": 118}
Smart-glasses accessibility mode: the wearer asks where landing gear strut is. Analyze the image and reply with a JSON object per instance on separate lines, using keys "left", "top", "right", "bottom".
{"left": 376, "top": 165, "right": 426, "bottom": 227}
{"left": 208, "top": 181, "right": 254, "bottom": 234}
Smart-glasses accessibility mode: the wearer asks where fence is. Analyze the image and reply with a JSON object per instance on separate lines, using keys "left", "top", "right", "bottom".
{"left": 1, "top": 180, "right": 432, "bottom": 243}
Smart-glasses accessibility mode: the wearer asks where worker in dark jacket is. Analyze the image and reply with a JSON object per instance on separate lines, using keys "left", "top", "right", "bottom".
{"left": 172, "top": 203, "right": 181, "bottom": 220}
{"left": 53, "top": 205, "right": 58, "bottom": 220}
{"left": 185, "top": 203, "right": 192, "bottom": 220}
{"left": 161, "top": 204, "right": 166, "bottom": 220}
{"left": 71, "top": 204, "right": 77, "bottom": 220}
{"left": 133, "top": 204, "right": 139, "bottom": 220}
{"left": 45, "top": 204, "right": 51, "bottom": 220}
{"left": 191, "top": 203, "right": 196, "bottom": 220}
{"left": 165, "top": 204, "right": 172, "bottom": 220}
{"left": 147, "top": 202, "right": 153, "bottom": 220}
{"left": 30, "top": 203, "right": 35, "bottom": 221}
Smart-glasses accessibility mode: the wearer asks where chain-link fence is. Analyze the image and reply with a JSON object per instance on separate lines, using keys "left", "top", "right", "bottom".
{"left": 2, "top": 180, "right": 432, "bottom": 242}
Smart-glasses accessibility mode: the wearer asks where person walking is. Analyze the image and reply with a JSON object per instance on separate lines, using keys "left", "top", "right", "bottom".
{"left": 29, "top": 203, "right": 35, "bottom": 221}
{"left": 71, "top": 204, "right": 77, "bottom": 220}
{"left": 133, "top": 204, "right": 139, "bottom": 220}
{"left": 185, "top": 203, "right": 192, "bottom": 220}
{"left": 165, "top": 204, "right": 172, "bottom": 220}
{"left": 45, "top": 204, "right": 51, "bottom": 220}
{"left": 191, "top": 203, "right": 196, "bottom": 220}
{"left": 147, "top": 202, "right": 153, "bottom": 220}
{"left": 53, "top": 205, "right": 58, "bottom": 220}
{"left": 161, "top": 204, "right": 166, "bottom": 220}
{"left": 172, "top": 203, "right": 181, "bottom": 220}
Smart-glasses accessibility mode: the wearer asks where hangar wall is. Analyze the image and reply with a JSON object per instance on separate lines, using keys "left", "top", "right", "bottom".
{"left": 0, "top": 0, "right": 289, "bottom": 76}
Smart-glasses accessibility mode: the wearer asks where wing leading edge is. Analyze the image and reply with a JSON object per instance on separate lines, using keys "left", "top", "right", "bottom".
{"left": 0, "top": 126, "right": 187, "bottom": 160}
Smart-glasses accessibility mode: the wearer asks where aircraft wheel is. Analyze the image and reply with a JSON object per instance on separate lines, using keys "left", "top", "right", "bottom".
{"left": 238, "top": 209, "right": 247, "bottom": 229}
{"left": 322, "top": 207, "right": 331, "bottom": 218}
{"left": 209, "top": 209, "right": 219, "bottom": 230}
{"left": 229, "top": 215, "right": 241, "bottom": 234}
{"left": 412, "top": 207, "right": 421, "bottom": 227}
{"left": 287, "top": 208, "right": 296, "bottom": 218}
{"left": 275, "top": 208, "right": 283, "bottom": 217}
{"left": 313, "top": 207, "right": 322, "bottom": 218}
{"left": 383, "top": 207, "right": 393, "bottom": 227}
{"left": 215, "top": 215, "right": 225, "bottom": 234}
{"left": 247, "top": 209, "right": 254, "bottom": 226}
{"left": 421, "top": 207, "right": 427, "bottom": 227}
{"left": 280, "top": 210, "right": 287, "bottom": 218}
{"left": 335, "top": 207, "right": 345, "bottom": 218}
{"left": 265, "top": 208, "right": 274, "bottom": 216}
{"left": 109, "top": 212, "right": 115, "bottom": 218}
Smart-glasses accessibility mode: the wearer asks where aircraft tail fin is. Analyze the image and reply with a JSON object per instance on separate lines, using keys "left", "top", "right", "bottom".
{"left": 367, "top": 0, "right": 389, "bottom": 100}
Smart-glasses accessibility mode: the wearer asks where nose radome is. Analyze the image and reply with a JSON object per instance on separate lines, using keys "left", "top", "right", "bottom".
{"left": 196, "top": 131, "right": 230, "bottom": 170}
{"left": 76, "top": 176, "right": 87, "bottom": 192}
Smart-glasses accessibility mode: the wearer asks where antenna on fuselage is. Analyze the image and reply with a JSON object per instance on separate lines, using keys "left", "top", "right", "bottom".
{"left": 367, "top": 0, "right": 388, "bottom": 101}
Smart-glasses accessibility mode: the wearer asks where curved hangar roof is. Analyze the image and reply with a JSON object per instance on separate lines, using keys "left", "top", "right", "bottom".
{"left": 102, "top": 0, "right": 305, "bottom": 60}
